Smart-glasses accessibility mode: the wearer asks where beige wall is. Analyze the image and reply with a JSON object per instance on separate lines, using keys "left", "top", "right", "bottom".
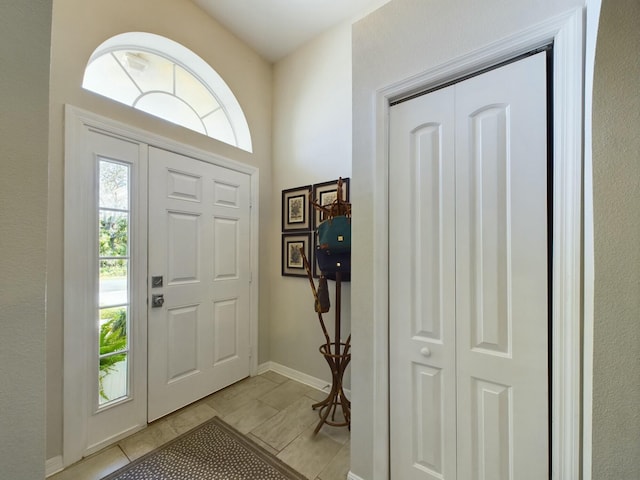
{"left": 591, "top": 0, "right": 640, "bottom": 477}
{"left": 47, "top": 0, "right": 272, "bottom": 459}
{"left": 270, "top": 23, "right": 353, "bottom": 385}
{"left": 0, "top": 1, "right": 52, "bottom": 478}
{"left": 352, "top": 0, "right": 584, "bottom": 478}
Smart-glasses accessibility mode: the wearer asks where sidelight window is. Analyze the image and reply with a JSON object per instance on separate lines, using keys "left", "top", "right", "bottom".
{"left": 97, "top": 159, "right": 131, "bottom": 406}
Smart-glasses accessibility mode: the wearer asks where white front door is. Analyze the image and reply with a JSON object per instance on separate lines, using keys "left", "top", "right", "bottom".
{"left": 147, "top": 147, "right": 252, "bottom": 421}
{"left": 389, "top": 52, "right": 548, "bottom": 479}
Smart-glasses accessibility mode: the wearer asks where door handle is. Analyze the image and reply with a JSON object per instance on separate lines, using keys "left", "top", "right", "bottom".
{"left": 420, "top": 347, "right": 431, "bottom": 357}
{"left": 152, "top": 294, "right": 165, "bottom": 308}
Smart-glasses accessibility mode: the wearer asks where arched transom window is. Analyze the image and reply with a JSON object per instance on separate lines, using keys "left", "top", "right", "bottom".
{"left": 83, "top": 32, "right": 252, "bottom": 152}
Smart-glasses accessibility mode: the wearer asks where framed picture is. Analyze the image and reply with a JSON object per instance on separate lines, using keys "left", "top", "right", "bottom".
{"left": 312, "top": 178, "right": 350, "bottom": 229}
{"left": 282, "top": 185, "right": 312, "bottom": 232}
{"left": 282, "top": 232, "right": 311, "bottom": 277}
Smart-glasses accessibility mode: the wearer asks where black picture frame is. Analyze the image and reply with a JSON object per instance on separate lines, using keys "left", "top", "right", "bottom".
{"left": 312, "top": 178, "right": 350, "bottom": 229}
{"left": 282, "top": 232, "right": 311, "bottom": 277}
{"left": 282, "top": 185, "right": 312, "bottom": 232}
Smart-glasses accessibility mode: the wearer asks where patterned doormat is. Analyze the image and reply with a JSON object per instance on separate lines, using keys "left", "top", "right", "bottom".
{"left": 101, "top": 417, "right": 307, "bottom": 480}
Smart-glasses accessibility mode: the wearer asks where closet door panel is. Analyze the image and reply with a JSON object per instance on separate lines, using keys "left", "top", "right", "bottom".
{"left": 389, "top": 86, "right": 457, "bottom": 480}
{"left": 455, "top": 52, "right": 548, "bottom": 480}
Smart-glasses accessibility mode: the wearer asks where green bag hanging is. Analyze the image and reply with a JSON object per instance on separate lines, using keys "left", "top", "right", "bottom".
{"left": 317, "top": 215, "right": 351, "bottom": 253}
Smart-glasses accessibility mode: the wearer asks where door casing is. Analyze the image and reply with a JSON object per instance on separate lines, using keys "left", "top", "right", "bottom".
{"left": 63, "top": 105, "right": 260, "bottom": 467}
{"left": 365, "top": 9, "right": 584, "bottom": 480}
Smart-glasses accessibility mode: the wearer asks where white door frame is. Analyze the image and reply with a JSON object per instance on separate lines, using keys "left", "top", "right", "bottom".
{"left": 370, "top": 9, "right": 584, "bottom": 480}
{"left": 63, "top": 105, "right": 260, "bottom": 466}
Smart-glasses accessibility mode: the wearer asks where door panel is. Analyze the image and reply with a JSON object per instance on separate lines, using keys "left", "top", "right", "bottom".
{"left": 470, "top": 379, "right": 511, "bottom": 480}
{"left": 167, "top": 211, "right": 201, "bottom": 283}
{"left": 466, "top": 106, "right": 511, "bottom": 355}
{"left": 148, "top": 147, "right": 251, "bottom": 421}
{"left": 389, "top": 52, "right": 548, "bottom": 480}
{"left": 455, "top": 53, "right": 548, "bottom": 480}
{"left": 213, "top": 299, "right": 239, "bottom": 364}
{"left": 167, "top": 305, "right": 199, "bottom": 380}
{"left": 390, "top": 85, "right": 457, "bottom": 480}
{"left": 213, "top": 217, "right": 239, "bottom": 279}
{"left": 413, "top": 364, "right": 445, "bottom": 473}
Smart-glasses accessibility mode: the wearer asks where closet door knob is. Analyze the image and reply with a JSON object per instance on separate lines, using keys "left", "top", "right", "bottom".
{"left": 420, "top": 347, "right": 431, "bottom": 357}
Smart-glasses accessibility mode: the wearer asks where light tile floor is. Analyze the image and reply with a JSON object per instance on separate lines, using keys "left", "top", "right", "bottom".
{"left": 50, "top": 371, "right": 350, "bottom": 480}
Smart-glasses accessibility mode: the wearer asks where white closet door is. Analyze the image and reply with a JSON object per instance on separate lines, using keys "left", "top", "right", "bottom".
{"left": 455, "top": 52, "right": 548, "bottom": 480}
{"left": 389, "top": 85, "right": 457, "bottom": 480}
{"left": 389, "top": 52, "right": 548, "bottom": 480}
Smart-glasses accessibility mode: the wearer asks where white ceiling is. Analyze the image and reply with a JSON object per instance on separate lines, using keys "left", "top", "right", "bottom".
{"left": 193, "top": 0, "right": 390, "bottom": 62}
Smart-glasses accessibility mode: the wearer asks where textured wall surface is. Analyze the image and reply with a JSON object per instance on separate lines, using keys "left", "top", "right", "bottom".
{"left": 0, "top": 1, "right": 52, "bottom": 478}
{"left": 591, "top": 0, "right": 640, "bottom": 477}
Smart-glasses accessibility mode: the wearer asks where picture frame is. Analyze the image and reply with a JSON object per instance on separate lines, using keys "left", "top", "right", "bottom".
{"left": 282, "top": 232, "right": 311, "bottom": 277}
{"left": 282, "top": 185, "right": 312, "bottom": 232}
{"left": 312, "top": 178, "right": 350, "bottom": 229}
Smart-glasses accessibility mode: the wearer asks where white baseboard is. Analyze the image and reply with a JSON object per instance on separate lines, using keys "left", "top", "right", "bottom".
{"left": 348, "top": 472, "right": 366, "bottom": 480}
{"left": 45, "top": 456, "right": 64, "bottom": 477}
{"left": 255, "top": 361, "right": 272, "bottom": 376}
{"left": 257, "top": 361, "right": 351, "bottom": 398}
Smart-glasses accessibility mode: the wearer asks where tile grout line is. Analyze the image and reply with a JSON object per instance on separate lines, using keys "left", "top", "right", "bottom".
{"left": 116, "top": 444, "right": 133, "bottom": 464}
